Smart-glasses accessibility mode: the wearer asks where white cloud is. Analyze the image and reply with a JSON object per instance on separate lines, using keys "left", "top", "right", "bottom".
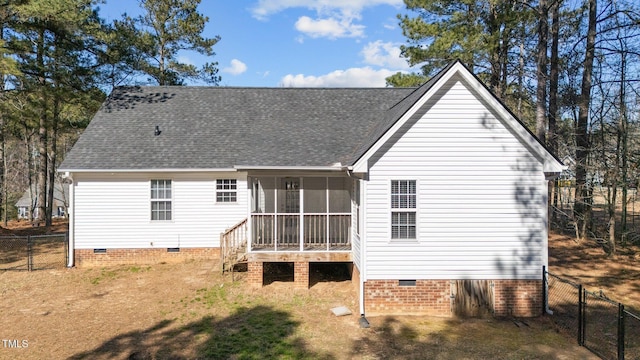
{"left": 279, "top": 67, "right": 402, "bottom": 87}
{"left": 295, "top": 15, "right": 364, "bottom": 38}
{"left": 383, "top": 22, "right": 396, "bottom": 30}
{"left": 251, "top": 0, "right": 403, "bottom": 39}
{"left": 222, "top": 59, "right": 248, "bottom": 75}
{"left": 361, "top": 40, "right": 409, "bottom": 69}
{"left": 251, "top": 0, "right": 403, "bottom": 19}
{"left": 177, "top": 56, "right": 194, "bottom": 66}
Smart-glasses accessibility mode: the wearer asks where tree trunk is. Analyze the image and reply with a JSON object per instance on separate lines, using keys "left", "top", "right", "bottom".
{"left": 35, "top": 26, "right": 48, "bottom": 226}
{"left": 0, "top": 13, "right": 7, "bottom": 226}
{"left": 548, "top": 0, "right": 561, "bottom": 223}
{"left": 574, "top": 0, "right": 597, "bottom": 239}
{"left": 488, "top": 2, "right": 501, "bottom": 96}
{"left": 535, "top": 0, "right": 548, "bottom": 144}
{"left": 608, "top": 186, "right": 617, "bottom": 255}
{"left": 619, "top": 45, "right": 628, "bottom": 238}
{"left": 46, "top": 94, "right": 59, "bottom": 226}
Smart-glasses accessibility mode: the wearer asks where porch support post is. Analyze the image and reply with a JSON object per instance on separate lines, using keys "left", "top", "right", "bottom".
{"left": 300, "top": 178, "right": 304, "bottom": 252}
{"left": 294, "top": 261, "right": 309, "bottom": 289}
{"left": 247, "top": 261, "right": 263, "bottom": 288}
{"left": 66, "top": 174, "right": 75, "bottom": 268}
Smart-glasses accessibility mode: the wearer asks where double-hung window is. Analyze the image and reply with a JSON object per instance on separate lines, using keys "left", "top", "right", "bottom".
{"left": 151, "top": 179, "right": 172, "bottom": 221}
{"left": 216, "top": 179, "right": 237, "bottom": 203}
{"left": 391, "top": 180, "right": 416, "bottom": 239}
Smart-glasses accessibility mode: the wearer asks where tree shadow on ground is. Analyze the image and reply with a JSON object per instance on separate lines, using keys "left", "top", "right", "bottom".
{"left": 548, "top": 232, "right": 640, "bottom": 305}
{"left": 69, "top": 305, "right": 333, "bottom": 359}
{"left": 351, "top": 317, "right": 433, "bottom": 359}
{"left": 351, "top": 316, "right": 590, "bottom": 359}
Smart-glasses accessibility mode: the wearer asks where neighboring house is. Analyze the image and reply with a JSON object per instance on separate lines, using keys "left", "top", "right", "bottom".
{"left": 59, "top": 61, "right": 564, "bottom": 318}
{"left": 15, "top": 182, "right": 69, "bottom": 220}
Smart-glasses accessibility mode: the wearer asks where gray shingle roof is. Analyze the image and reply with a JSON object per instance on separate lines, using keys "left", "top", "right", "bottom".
{"left": 59, "top": 86, "right": 417, "bottom": 170}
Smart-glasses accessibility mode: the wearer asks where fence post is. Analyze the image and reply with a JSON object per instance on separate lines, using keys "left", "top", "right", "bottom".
{"left": 578, "top": 284, "right": 584, "bottom": 346}
{"left": 27, "top": 235, "right": 33, "bottom": 272}
{"left": 65, "top": 232, "right": 69, "bottom": 268}
{"left": 542, "top": 265, "right": 547, "bottom": 315}
{"left": 618, "top": 303, "right": 625, "bottom": 360}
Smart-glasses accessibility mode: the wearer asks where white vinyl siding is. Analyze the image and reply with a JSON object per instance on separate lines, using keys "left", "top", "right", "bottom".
{"left": 364, "top": 76, "right": 547, "bottom": 281}
{"left": 72, "top": 172, "right": 247, "bottom": 249}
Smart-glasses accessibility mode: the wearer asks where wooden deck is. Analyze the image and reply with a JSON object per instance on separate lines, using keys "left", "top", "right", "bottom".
{"left": 246, "top": 251, "right": 351, "bottom": 263}
{"left": 222, "top": 217, "right": 352, "bottom": 275}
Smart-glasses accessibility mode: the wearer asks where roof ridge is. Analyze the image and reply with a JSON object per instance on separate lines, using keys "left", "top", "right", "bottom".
{"left": 113, "top": 85, "right": 417, "bottom": 91}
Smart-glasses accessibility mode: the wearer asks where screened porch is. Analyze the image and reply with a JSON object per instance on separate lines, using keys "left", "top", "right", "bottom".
{"left": 250, "top": 176, "right": 352, "bottom": 252}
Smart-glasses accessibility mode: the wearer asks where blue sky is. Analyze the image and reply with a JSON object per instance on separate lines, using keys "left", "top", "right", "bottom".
{"left": 97, "top": 0, "right": 417, "bottom": 87}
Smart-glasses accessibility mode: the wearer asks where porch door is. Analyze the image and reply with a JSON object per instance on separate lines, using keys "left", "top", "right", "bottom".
{"left": 278, "top": 178, "right": 300, "bottom": 249}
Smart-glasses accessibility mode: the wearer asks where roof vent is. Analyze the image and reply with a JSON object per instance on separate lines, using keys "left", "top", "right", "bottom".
{"left": 154, "top": 125, "right": 161, "bottom": 136}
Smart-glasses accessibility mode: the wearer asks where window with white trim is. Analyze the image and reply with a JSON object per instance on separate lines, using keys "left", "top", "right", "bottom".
{"left": 151, "top": 180, "right": 172, "bottom": 221}
{"left": 391, "top": 180, "right": 416, "bottom": 239}
{"left": 216, "top": 179, "right": 237, "bottom": 203}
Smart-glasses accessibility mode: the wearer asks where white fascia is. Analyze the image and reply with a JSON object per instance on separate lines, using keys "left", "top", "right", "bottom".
{"left": 233, "top": 165, "right": 349, "bottom": 172}
{"left": 57, "top": 168, "right": 239, "bottom": 173}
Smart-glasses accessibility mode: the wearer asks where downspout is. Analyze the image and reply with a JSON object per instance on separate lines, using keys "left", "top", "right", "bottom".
{"left": 359, "top": 176, "right": 369, "bottom": 328}
{"left": 543, "top": 173, "right": 552, "bottom": 314}
{"left": 63, "top": 172, "right": 74, "bottom": 267}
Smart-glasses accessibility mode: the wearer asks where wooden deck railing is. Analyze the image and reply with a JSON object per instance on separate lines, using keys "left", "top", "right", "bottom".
{"left": 220, "top": 218, "right": 248, "bottom": 275}
{"left": 251, "top": 214, "right": 350, "bottom": 251}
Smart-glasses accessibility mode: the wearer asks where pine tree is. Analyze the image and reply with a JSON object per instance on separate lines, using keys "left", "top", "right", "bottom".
{"left": 129, "top": 0, "right": 221, "bottom": 85}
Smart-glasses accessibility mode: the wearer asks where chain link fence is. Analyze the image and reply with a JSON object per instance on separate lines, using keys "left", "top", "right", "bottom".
{"left": 583, "top": 290, "right": 619, "bottom": 359}
{"left": 545, "top": 267, "right": 640, "bottom": 360}
{"left": 624, "top": 309, "right": 640, "bottom": 360}
{"left": 546, "top": 272, "right": 581, "bottom": 339}
{"left": 0, "top": 234, "right": 68, "bottom": 271}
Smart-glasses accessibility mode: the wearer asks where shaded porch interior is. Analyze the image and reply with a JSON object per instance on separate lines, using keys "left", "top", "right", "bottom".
{"left": 250, "top": 176, "right": 353, "bottom": 252}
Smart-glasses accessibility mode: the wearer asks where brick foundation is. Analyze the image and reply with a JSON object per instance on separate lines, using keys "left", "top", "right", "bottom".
{"left": 75, "top": 247, "right": 220, "bottom": 267}
{"left": 294, "top": 261, "right": 309, "bottom": 288}
{"left": 493, "top": 280, "right": 542, "bottom": 317}
{"left": 363, "top": 279, "right": 543, "bottom": 317}
{"left": 247, "top": 261, "right": 264, "bottom": 287}
{"left": 364, "top": 280, "right": 451, "bottom": 316}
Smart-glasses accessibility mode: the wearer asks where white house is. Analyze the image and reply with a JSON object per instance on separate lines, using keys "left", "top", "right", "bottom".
{"left": 59, "top": 61, "right": 564, "bottom": 317}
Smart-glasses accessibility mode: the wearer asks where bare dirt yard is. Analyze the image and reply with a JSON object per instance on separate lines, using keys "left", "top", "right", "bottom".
{"left": 3, "top": 221, "right": 636, "bottom": 359}
{"left": 548, "top": 232, "right": 640, "bottom": 312}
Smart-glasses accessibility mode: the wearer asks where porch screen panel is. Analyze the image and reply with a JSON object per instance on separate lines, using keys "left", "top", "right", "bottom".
{"left": 276, "top": 178, "right": 300, "bottom": 249}
{"left": 252, "top": 177, "right": 275, "bottom": 213}
{"left": 251, "top": 178, "right": 275, "bottom": 250}
{"left": 328, "top": 177, "right": 351, "bottom": 249}
{"left": 277, "top": 215, "right": 299, "bottom": 249}
{"left": 328, "top": 177, "right": 350, "bottom": 213}
{"left": 252, "top": 215, "right": 274, "bottom": 250}
{"left": 278, "top": 178, "right": 300, "bottom": 213}
{"left": 304, "top": 178, "right": 326, "bottom": 213}
{"left": 304, "top": 177, "right": 327, "bottom": 249}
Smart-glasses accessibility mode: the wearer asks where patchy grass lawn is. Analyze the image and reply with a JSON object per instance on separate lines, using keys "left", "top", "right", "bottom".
{"left": 1, "top": 258, "right": 597, "bottom": 359}
{"left": 2, "top": 222, "right": 625, "bottom": 359}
